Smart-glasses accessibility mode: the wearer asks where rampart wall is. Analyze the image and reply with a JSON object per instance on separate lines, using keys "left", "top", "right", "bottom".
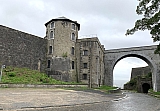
{"left": 0, "top": 25, "right": 47, "bottom": 71}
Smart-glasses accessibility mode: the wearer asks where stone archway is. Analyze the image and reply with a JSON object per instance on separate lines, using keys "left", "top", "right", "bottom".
{"left": 104, "top": 45, "right": 160, "bottom": 92}
{"left": 142, "top": 83, "right": 150, "bottom": 93}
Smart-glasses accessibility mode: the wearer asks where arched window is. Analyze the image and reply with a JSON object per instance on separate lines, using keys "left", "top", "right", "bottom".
{"left": 49, "top": 46, "right": 52, "bottom": 54}
{"left": 50, "top": 22, "right": 55, "bottom": 28}
{"left": 71, "top": 33, "right": 75, "bottom": 41}
{"left": 50, "top": 31, "right": 54, "bottom": 39}
{"left": 71, "top": 47, "right": 74, "bottom": 55}
{"left": 72, "top": 23, "right": 76, "bottom": 30}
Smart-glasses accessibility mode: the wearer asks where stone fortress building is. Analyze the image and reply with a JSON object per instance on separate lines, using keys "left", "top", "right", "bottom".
{"left": 0, "top": 17, "right": 105, "bottom": 87}
{"left": 1, "top": 16, "right": 160, "bottom": 91}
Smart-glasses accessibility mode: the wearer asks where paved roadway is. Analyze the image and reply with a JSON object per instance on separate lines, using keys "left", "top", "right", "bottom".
{"left": 0, "top": 88, "right": 124, "bottom": 111}
{"left": 0, "top": 88, "right": 160, "bottom": 111}
{"left": 44, "top": 91, "right": 160, "bottom": 111}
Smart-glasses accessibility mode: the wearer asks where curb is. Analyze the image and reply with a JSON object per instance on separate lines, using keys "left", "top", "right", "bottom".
{"left": 0, "top": 84, "right": 88, "bottom": 89}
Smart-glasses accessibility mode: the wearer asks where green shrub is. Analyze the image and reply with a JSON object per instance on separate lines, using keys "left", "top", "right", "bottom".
{"left": 7, "top": 72, "right": 16, "bottom": 77}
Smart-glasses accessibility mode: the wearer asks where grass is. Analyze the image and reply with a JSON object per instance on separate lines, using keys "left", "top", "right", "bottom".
{"left": 149, "top": 89, "right": 160, "bottom": 95}
{"left": 96, "top": 85, "right": 117, "bottom": 93}
{"left": 63, "top": 85, "right": 117, "bottom": 93}
{"left": 1, "top": 66, "right": 117, "bottom": 93}
{"left": 1, "top": 66, "right": 75, "bottom": 84}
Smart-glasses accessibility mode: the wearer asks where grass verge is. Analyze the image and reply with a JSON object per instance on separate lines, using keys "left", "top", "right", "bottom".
{"left": 1, "top": 66, "right": 76, "bottom": 84}
{"left": 149, "top": 89, "right": 160, "bottom": 95}
{"left": 95, "top": 85, "right": 118, "bottom": 93}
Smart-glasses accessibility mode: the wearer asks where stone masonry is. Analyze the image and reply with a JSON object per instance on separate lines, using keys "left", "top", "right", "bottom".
{"left": 104, "top": 46, "right": 160, "bottom": 92}
{"left": 131, "top": 66, "right": 151, "bottom": 79}
{"left": 0, "top": 17, "right": 105, "bottom": 87}
{"left": 0, "top": 25, "right": 47, "bottom": 72}
{"left": 1, "top": 17, "right": 160, "bottom": 91}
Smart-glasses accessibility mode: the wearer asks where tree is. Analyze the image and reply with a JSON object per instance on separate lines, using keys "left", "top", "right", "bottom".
{"left": 126, "top": 0, "right": 160, "bottom": 54}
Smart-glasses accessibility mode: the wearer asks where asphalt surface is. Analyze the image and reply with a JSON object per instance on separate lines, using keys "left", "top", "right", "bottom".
{"left": 49, "top": 91, "right": 160, "bottom": 111}
{"left": 1, "top": 88, "right": 159, "bottom": 111}
{"left": 35, "top": 92, "right": 160, "bottom": 111}
{"left": 0, "top": 88, "right": 125, "bottom": 111}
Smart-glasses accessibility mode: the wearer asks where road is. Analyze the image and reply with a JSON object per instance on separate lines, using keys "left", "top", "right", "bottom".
{"left": 43, "top": 91, "right": 160, "bottom": 111}
{"left": 0, "top": 89, "right": 160, "bottom": 111}
{"left": 0, "top": 88, "right": 124, "bottom": 110}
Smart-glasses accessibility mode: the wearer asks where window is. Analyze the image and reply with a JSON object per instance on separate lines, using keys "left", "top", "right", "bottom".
{"left": 82, "top": 74, "right": 87, "bottom": 80}
{"left": 72, "top": 61, "right": 74, "bottom": 69}
{"left": 71, "top": 47, "right": 74, "bottom": 55}
{"left": 72, "top": 23, "right": 76, "bottom": 30}
{"left": 50, "top": 31, "right": 54, "bottom": 39}
{"left": 71, "top": 33, "right": 75, "bottom": 41}
{"left": 83, "top": 50, "right": 88, "bottom": 56}
{"left": 50, "top": 22, "right": 55, "bottom": 28}
{"left": 83, "top": 63, "right": 87, "bottom": 68}
{"left": 47, "top": 60, "right": 51, "bottom": 68}
{"left": 49, "top": 46, "right": 52, "bottom": 54}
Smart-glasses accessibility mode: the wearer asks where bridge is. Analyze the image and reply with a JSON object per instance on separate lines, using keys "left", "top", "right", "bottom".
{"left": 104, "top": 45, "right": 160, "bottom": 92}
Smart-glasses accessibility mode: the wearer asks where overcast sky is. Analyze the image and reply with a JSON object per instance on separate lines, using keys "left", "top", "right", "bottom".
{"left": 0, "top": 0, "right": 158, "bottom": 87}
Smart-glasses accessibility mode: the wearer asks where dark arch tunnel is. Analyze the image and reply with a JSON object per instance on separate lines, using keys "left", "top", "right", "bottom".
{"left": 142, "top": 83, "right": 150, "bottom": 93}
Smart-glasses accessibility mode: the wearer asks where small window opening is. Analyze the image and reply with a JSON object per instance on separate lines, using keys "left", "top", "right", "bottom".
{"left": 71, "top": 47, "right": 74, "bottom": 55}
{"left": 72, "top": 23, "right": 76, "bottom": 30}
{"left": 71, "top": 33, "right": 75, "bottom": 40}
{"left": 72, "top": 61, "right": 74, "bottom": 69}
{"left": 49, "top": 46, "right": 52, "bottom": 54}
{"left": 47, "top": 60, "right": 51, "bottom": 68}
{"left": 50, "top": 31, "right": 54, "bottom": 39}
{"left": 83, "top": 50, "right": 88, "bottom": 56}
{"left": 82, "top": 74, "right": 87, "bottom": 80}
{"left": 83, "top": 63, "right": 87, "bottom": 68}
{"left": 50, "top": 22, "right": 55, "bottom": 28}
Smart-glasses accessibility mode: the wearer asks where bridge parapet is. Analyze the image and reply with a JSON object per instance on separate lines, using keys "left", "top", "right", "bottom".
{"left": 105, "top": 45, "right": 157, "bottom": 53}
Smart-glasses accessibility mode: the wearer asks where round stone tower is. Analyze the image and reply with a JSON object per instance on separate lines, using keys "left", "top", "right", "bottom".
{"left": 45, "top": 17, "right": 80, "bottom": 82}
{"left": 45, "top": 17, "right": 80, "bottom": 59}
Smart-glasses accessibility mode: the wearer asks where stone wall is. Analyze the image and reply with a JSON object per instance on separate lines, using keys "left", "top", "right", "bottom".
{"left": 0, "top": 84, "right": 88, "bottom": 88}
{"left": 104, "top": 45, "right": 160, "bottom": 92}
{"left": 46, "top": 57, "right": 72, "bottom": 82}
{"left": 0, "top": 25, "right": 47, "bottom": 71}
{"left": 131, "top": 66, "right": 151, "bottom": 79}
{"left": 76, "top": 37, "right": 105, "bottom": 86}
{"left": 45, "top": 18, "right": 80, "bottom": 82}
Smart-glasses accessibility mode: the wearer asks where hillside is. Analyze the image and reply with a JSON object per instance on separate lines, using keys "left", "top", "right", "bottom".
{"left": 1, "top": 66, "right": 70, "bottom": 84}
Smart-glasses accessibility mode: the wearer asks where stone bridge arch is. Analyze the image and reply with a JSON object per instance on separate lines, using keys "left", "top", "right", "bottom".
{"left": 104, "top": 45, "right": 160, "bottom": 92}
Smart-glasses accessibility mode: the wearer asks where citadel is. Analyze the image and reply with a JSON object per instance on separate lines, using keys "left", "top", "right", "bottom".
{"left": 1, "top": 17, "right": 160, "bottom": 92}
{"left": 1, "top": 17, "right": 105, "bottom": 87}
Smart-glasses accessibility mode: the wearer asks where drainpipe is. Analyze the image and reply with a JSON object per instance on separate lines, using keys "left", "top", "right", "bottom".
{"left": 89, "top": 42, "right": 92, "bottom": 88}
{"left": 96, "top": 56, "right": 98, "bottom": 86}
{"left": 0, "top": 65, "right": 6, "bottom": 82}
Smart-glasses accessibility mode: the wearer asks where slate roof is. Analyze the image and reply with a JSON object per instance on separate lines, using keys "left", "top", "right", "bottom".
{"left": 45, "top": 16, "right": 80, "bottom": 30}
